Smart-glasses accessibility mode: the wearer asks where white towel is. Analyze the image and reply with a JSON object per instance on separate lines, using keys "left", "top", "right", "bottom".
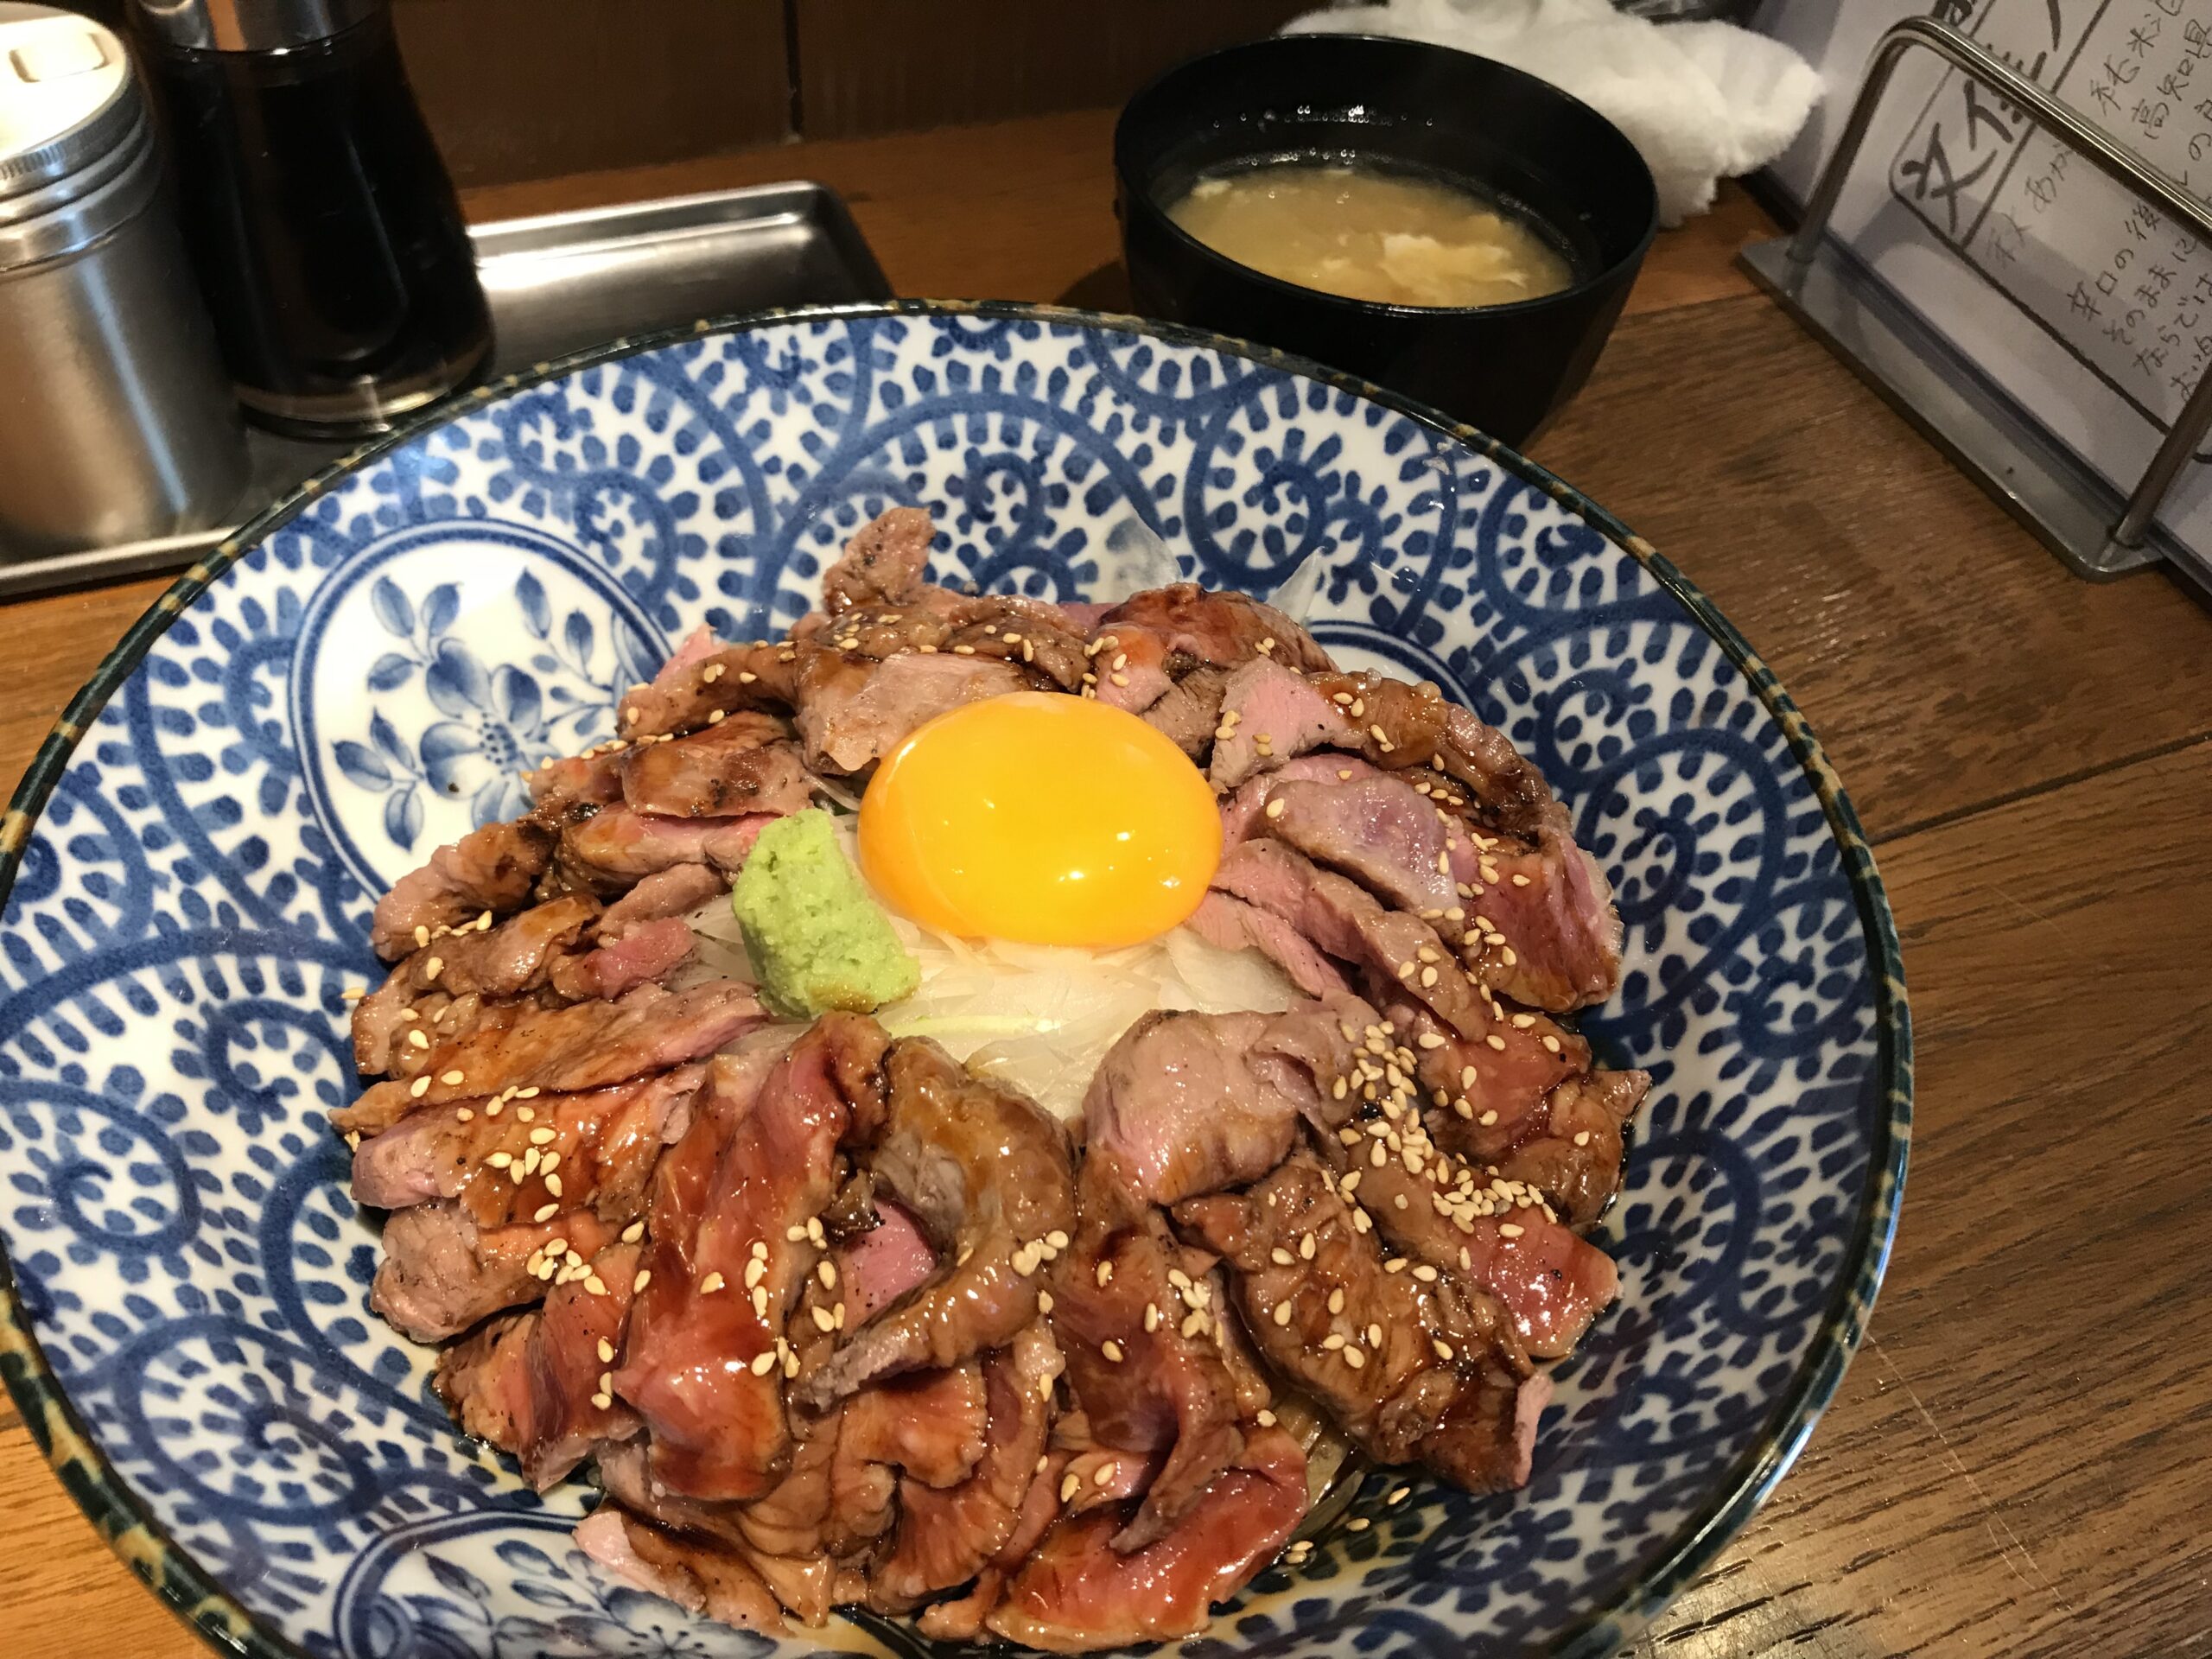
{"left": 1282, "top": 0, "right": 1821, "bottom": 226}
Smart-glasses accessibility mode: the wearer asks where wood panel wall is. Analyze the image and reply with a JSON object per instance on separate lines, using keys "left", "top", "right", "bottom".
{"left": 74, "top": 0, "right": 1312, "bottom": 188}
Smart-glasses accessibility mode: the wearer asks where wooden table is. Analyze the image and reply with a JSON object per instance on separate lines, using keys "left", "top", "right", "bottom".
{"left": 5, "top": 107, "right": 2209, "bottom": 1659}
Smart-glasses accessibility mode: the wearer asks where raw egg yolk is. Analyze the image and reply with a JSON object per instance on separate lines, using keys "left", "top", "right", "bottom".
{"left": 857, "top": 692, "right": 1223, "bottom": 948}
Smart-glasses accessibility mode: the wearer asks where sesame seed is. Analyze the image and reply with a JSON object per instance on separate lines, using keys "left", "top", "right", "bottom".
{"left": 753, "top": 1286, "right": 769, "bottom": 1317}
{"left": 702, "top": 663, "right": 724, "bottom": 682}
{"left": 818, "top": 1260, "right": 836, "bottom": 1289}
{"left": 810, "top": 1305, "right": 836, "bottom": 1333}
{"left": 631, "top": 1269, "right": 652, "bottom": 1292}
{"left": 439, "top": 1069, "right": 465, "bottom": 1086}
{"left": 707, "top": 709, "right": 726, "bottom": 725}
{"left": 1421, "top": 966, "right": 1439, "bottom": 988}
{"left": 751, "top": 1240, "right": 769, "bottom": 1260}
{"left": 544, "top": 1173, "right": 563, "bottom": 1198}
{"left": 745, "top": 1258, "right": 766, "bottom": 1289}
{"left": 751, "top": 1350, "right": 777, "bottom": 1376}
{"left": 1102, "top": 1340, "right": 1124, "bottom": 1363}
{"left": 1479, "top": 1109, "right": 1498, "bottom": 1125}
{"left": 1343, "top": 1347, "right": 1366, "bottom": 1369}
{"left": 515, "top": 1105, "right": 535, "bottom": 1123}
{"left": 1038, "top": 1290, "right": 1053, "bottom": 1313}
{"left": 621, "top": 1221, "right": 645, "bottom": 1244}
{"left": 1096, "top": 1260, "right": 1114, "bottom": 1287}
{"left": 1485, "top": 1034, "right": 1507, "bottom": 1051}
{"left": 409, "top": 1075, "right": 431, "bottom": 1098}
{"left": 1061, "top": 1471, "right": 1082, "bottom": 1503}
{"left": 534, "top": 1203, "right": 559, "bottom": 1222}
{"left": 1412, "top": 1264, "right": 1439, "bottom": 1282}
{"left": 1323, "top": 1332, "right": 1345, "bottom": 1351}
{"left": 1384, "top": 1258, "right": 1408, "bottom": 1274}
{"left": 1274, "top": 1300, "right": 1294, "bottom": 1326}
{"left": 1370, "top": 1141, "right": 1388, "bottom": 1167}
{"left": 1144, "top": 1302, "right": 1160, "bottom": 1332}
{"left": 1264, "top": 797, "right": 1286, "bottom": 820}
{"left": 1541, "top": 1035, "right": 1562, "bottom": 1053}
{"left": 413, "top": 925, "right": 430, "bottom": 948}
{"left": 590, "top": 1391, "right": 612, "bottom": 1410}
{"left": 423, "top": 957, "right": 444, "bottom": 982}
{"left": 487, "top": 1152, "right": 512, "bottom": 1169}
{"left": 528, "top": 1126, "right": 556, "bottom": 1145}
{"left": 700, "top": 1271, "right": 725, "bottom": 1294}
{"left": 1368, "top": 1324, "right": 1383, "bottom": 1347}
{"left": 1499, "top": 1223, "right": 1525, "bottom": 1238}
{"left": 1327, "top": 1288, "right": 1344, "bottom": 1313}
{"left": 787, "top": 1224, "right": 809, "bottom": 1242}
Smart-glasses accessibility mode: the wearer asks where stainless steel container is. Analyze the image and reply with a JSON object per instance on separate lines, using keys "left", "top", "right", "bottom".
{"left": 0, "top": 3, "right": 247, "bottom": 558}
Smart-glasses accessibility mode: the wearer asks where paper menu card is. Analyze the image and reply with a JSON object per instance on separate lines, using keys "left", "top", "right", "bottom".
{"left": 1750, "top": 0, "right": 2212, "bottom": 578}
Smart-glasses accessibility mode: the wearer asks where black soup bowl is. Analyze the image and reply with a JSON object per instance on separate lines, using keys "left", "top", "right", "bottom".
{"left": 1116, "top": 35, "right": 1659, "bottom": 446}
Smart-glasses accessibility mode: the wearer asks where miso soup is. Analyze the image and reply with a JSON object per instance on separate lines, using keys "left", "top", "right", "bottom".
{"left": 1166, "top": 160, "right": 1574, "bottom": 309}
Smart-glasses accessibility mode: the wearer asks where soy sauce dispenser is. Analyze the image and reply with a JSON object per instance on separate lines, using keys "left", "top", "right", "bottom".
{"left": 124, "top": 0, "right": 490, "bottom": 438}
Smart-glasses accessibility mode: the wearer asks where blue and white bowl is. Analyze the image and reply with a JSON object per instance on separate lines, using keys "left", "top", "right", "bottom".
{"left": 0, "top": 302, "right": 1909, "bottom": 1659}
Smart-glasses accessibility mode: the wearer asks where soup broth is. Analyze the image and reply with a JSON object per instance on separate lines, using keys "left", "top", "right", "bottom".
{"left": 1166, "top": 160, "right": 1574, "bottom": 309}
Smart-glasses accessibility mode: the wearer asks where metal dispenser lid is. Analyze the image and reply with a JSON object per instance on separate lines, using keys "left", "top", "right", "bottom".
{"left": 0, "top": 3, "right": 135, "bottom": 203}
{"left": 126, "top": 0, "right": 380, "bottom": 52}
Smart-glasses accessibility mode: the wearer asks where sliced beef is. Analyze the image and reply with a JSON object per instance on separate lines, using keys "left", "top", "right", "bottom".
{"left": 1437, "top": 700, "right": 1556, "bottom": 830}
{"left": 369, "top": 816, "right": 557, "bottom": 959}
{"left": 1185, "top": 892, "right": 1353, "bottom": 999}
{"left": 1310, "top": 1112, "right": 1618, "bottom": 1358}
{"left": 574, "top": 1505, "right": 789, "bottom": 1635}
{"left": 546, "top": 915, "right": 696, "bottom": 1001}
{"left": 614, "top": 1019, "right": 882, "bottom": 1502}
{"left": 1217, "top": 752, "right": 1389, "bottom": 847}
{"left": 618, "top": 713, "right": 815, "bottom": 820}
{"left": 1208, "top": 658, "right": 1361, "bottom": 791}
{"left": 1097, "top": 584, "right": 1332, "bottom": 682}
{"left": 1373, "top": 989, "right": 1592, "bottom": 1176}
{"left": 1267, "top": 772, "right": 1458, "bottom": 916}
{"left": 1488, "top": 1068, "right": 1650, "bottom": 1235}
{"left": 334, "top": 980, "right": 764, "bottom": 1137}
{"left": 1079, "top": 1001, "right": 1370, "bottom": 1220}
{"left": 1212, "top": 839, "right": 1503, "bottom": 1045}
{"left": 596, "top": 861, "right": 727, "bottom": 939}
{"left": 1178, "top": 1151, "right": 1547, "bottom": 1492}
{"left": 351, "top": 1063, "right": 705, "bottom": 1224}
{"left": 916, "top": 1442, "right": 1068, "bottom": 1641}
{"left": 835, "top": 1200, "right": 936, "bottom": 1325}
{"left": 524, "top": 749, "right": 626, "bottom": 817}
{"left": 871, "top": 1322, "right": 1065, "bottom": 1611}
{"left": 555, "top": 806, "right": 770, "bottom": 893}
{"left": 1047, "top": 1211, "right": 1252, "bottom": 1554}
{"left": 793, "top": 649, "right": 1027, "bottom": 775}
{"left": 433, "top": 1240, "right": 641, "bottom": 1488}
{"left": 1140, "top": 664, "right": 1229, "bottom": 759}
{"left": 825, "top": 1362, "right": 990, "bottom": 1560}
{"left": 1306, "top": 669, "right": 1452, "bottom": 772}
{"left": 617, "top": 641, "right": 800, "bottom": 741}
{"left": 797, "top": 1039, "right": 1076, "bottom": 1406}
{"left": 984, "top": 1424, "right": 1307, "bottom": 1653}
{"left": 1445, "top": 810, "right": 1625, "bottom": 1011}
{"left": 822, "top": 505, "right": 934, "bottom": 613}
{"left": 370, "top": 1203, "right": 616, "bottom": 1342}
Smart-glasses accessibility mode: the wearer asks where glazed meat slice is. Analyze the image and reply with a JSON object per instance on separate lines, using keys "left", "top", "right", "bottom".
{"left": 370, "top": 816, "right": 557, "bottom": 959}
{"left": 1207, "top": 658, "right": 1361, "bottom": 790}
{"left": 618, "top": 712, "right": 815, "bottom": 820}
{"left": 825, "top": 1362, "right": 991, "bottom": 1559}
{"left": 595, "top": 861, "right": 726, "bottom": 938}
{"left": 354, "top": 895, "right": 597, "bottom": 1070}
{"left": 1306, "top": 669, "right": 1453, "bottom": 772}
{"left": 1096, "top": 582, "right": 1332, "bottom": 692}
{"left": 1047, "top": 1211, "right": 1252, "bottom": 1554}
{"left": 545, "top": 915, "right": 696, "bottom": 1001}
{"left": 524, "top": 748, "right": 626, "bottom": 816}
{"left": 917, "top": 1442, "right": 1070, "bottom": 1640}
{"left": 1212, "top": 838, "right": 1515, "bottom": 1046}
{"left": 1136, "top": 664, "right": 1228, "bottom": 759}
{"left": 1486, "top": 1067, "right": 1650, "bottom": 1233}
{"left": 616, "top": 640, "right": 800, "bottom": 741}
{"left": 1178, "top": 1152, "right": 1548, "bottom": 1492}
{"left": 793, "top": 649, "right": 1028, "bottom": 775}
{"left": 574, "top": 1504, "right": 789, "bottom": 1636}
{"left": 554, "top": 806, "right": 770, "bottom": 893}
{"left": 833, "top": 1199, "right": 937, "bottom": 1324}
{"left": 871, "top": 1322, "right": 1065, "bottom": 1611}
{"left": 1185, "top": 892, "right": 1353, "bottom": 999}
{"left": 433, "top": 1240, "right": 641, "bottom": 1488}
{"left": 984, "top": 1424, "right": 1307, "bottom": 1653}
{"left": 1265, "top": 772, "right": 1458, "bottom": 915}
{"left": 334, "top": 980, "right": 764, "bottom": 1137}
{"left": 370, "top": 1204, "right": 617, "bottom": 1342}
{"left": 1079, "top": 1001, "right": 1372, "bottom": 1219}
{"left": 350, "top": 1063, "right": 706, "bottom": 1224}
{"left": 1217, "top": 752, "right": 1389, "bottom": 846}
{"left": 822, "top": 505, "right": 934, "bottom": 612}
{"left": 1445, "top": 807, "right": 1624, "bottom": 1011}
{"left": 615, "top": 1018, "right": 884, "bottom": 1501}
{"left": 797, "top": 1039, "right": 1076, "bottom": 1405}
{"left": 1307, "top": 1084, "right": 1620, "bottom": 1357}
{"left": 1436, "top": 699, "right": 1557, "bottom": 830}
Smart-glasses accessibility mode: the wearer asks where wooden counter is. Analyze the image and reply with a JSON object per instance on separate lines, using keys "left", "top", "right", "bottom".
{"left": 3, "top": 106, "right": 2208, "bottom": 1659}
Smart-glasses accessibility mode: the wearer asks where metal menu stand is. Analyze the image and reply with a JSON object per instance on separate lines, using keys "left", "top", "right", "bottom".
{"left": 1741, "top": 16, "right": 2212, "bottom": 583}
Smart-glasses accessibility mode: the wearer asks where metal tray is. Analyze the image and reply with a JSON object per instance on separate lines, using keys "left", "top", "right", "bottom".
{"left": 0, "top": 181, "right": 892, "bottom": 600}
